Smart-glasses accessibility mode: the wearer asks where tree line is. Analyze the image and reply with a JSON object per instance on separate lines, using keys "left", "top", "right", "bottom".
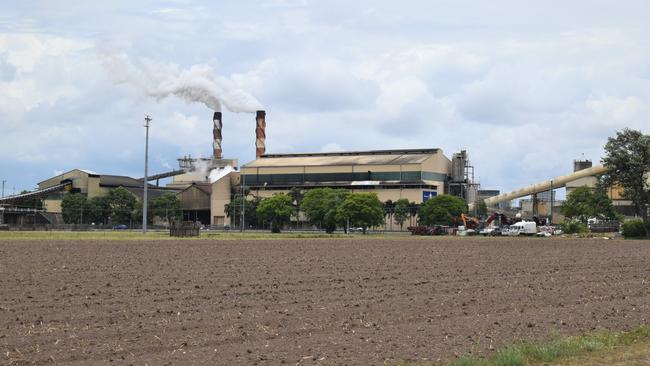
{"left": 225, "top": 187, "right": 470, "bottom": 233}
{"left": 61, "top": 187, "right": 181, "bottom": 225}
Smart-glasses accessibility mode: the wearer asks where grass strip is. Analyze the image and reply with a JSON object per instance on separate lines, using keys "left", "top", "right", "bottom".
{"left": 0, "top": 230, "right": 392, "bottom": 241}
{"left": 448, "top": 325, "right": 650, "bottom": 366}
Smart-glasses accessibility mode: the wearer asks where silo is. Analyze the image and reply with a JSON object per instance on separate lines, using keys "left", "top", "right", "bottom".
{"left": 573, "top": 159, "right": 592, "bottom": 172}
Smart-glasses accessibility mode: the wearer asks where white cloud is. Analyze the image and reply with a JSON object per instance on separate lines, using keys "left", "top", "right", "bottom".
{"left": 1, "top": 1, "right": 650, "bottom": 194}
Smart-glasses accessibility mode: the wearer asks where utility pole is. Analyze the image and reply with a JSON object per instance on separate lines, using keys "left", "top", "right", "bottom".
{"left": 549, "top": 180, "right": 554, "bottom": 225}
{"left": 1, "top": 180, "right": 5, "bottom": 198}
{"left": 143, "top": 115, "right": 152, "bottom": 234}
{"left": 240, "top": 174, "right": 245, "bottom": 232}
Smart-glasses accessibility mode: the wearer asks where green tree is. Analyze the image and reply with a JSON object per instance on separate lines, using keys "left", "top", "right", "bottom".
{"left": 86, "top": 196, "right": 110, "bottom": 225}
{"left": 591, "top": 183, "right": 618, "bottom": 220}
{"left": 419, "top": 194, "right": 467, "bottom": 226}
{"left": 335, "top": 193, "right": 384, "bottom": 234}
{"left": 225, "top": 196, "right": 261, "bottom": 228}
{"left": 393, "top": 198, "right": 410, "bottom": 231}
{"left": 256, "top": 194, "right": 294, "bottom": 233}
{"left": 61, "top": 193, "right": 87, "bottom": 224}
{"left": 602, "top": 128, "right": 650, "bottom": 230}
{"left": 106, "top": 187, "right": 137, "bottom": 225}
{"left": 151, "top": 193, "right": 182, "bottom": 223}
{"left": 384, "top": 200, "right": 394, "bottom": 229}
{"left": 560, "top": 186, "right": 593, "bottom": 222}
{"left": 301, "top": 188, "right": 350, "bottom": 233}
{"left": 409, "top": 201, "right": 420, "bottom": 226}
{"left": 561, "top": 185, "right": 617, "bottom": 223}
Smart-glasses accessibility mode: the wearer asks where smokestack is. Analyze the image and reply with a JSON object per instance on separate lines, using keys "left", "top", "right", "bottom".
{"left": 255, "top": 110, "right": 266, "bottom": 158}
{"left": 213, "top": 112, "right": 222, "bottom": 159}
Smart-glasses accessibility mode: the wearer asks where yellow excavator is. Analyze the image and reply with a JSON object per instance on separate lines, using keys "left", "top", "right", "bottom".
{"left": 459, "top": 213, "right": 479, "bottom": 230}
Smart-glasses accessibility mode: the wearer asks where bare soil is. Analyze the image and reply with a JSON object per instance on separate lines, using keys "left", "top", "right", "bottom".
{"left": 1, "top": 237, "right": 648, "bottom": 365}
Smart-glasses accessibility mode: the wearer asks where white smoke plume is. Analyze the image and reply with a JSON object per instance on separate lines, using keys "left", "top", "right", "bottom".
{"left": 99, "top": 51, "right": 263, "bottom": 113}
{"left": 192, "top": 159, "right": 212, "bottom": 179}
{"left": 208, "top": 165, "right": 235, "bottom": 183}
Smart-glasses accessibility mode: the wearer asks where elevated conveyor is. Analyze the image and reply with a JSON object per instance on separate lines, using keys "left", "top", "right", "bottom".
{"left": 0, "top": 182, "right": 72, "bottom": 205}
{"left": 474, "top": 165, "right": 607, "bottom": 209}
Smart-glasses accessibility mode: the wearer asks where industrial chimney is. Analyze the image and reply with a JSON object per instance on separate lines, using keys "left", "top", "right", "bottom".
{"left": 255, "top": 110, "right": 266, "bottom": 158}
{"left": 213, "top": 112, "right": 222, "bottom": 159}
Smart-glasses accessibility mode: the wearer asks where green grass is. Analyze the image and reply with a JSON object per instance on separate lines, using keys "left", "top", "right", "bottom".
{"left": 445, "top": 326, "right": 650, "bottom": 366}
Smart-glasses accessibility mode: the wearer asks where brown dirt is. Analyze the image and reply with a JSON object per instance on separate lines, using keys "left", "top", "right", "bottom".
{"left": 0, "top": 237, "right": 648, "bottom": 365}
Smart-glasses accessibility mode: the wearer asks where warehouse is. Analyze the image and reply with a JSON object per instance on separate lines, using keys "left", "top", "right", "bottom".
{"left": 212, "top": 148, "right": 451, "bottom": 220}
{"left": 37, "top": 169, "right": 178, "bottom": 213}
{"left": 239, "top": 148, "right": 449, "bottom": 199}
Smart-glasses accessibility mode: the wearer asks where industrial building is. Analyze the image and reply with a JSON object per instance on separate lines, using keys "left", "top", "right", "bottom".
{"left": 240, "top": 148, "right": 450, "bottom": 199}
{"left": 170, "top": 111, "right": 477, "bottom": 227}
{"left": 36, "top": 169, "right": 179, "bottom": 213}
{"left": 2, "top": 106, "right": 629, "bottom": 231}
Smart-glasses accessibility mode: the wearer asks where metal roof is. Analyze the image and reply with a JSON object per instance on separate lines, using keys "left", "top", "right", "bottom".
{"left": 245, "top": 149, "right": 440, "bottom": 168}
{"left": 99, "top": 175, "right": 156, "bottom": 188}
{"left": 123, "top": 187, "right": 180, "bottom": 200}
{"left": 178, "top": 182, "right": 212, "bottom": 195}
{"left": 0, "top": 182, "right": 71, "bottom": 204}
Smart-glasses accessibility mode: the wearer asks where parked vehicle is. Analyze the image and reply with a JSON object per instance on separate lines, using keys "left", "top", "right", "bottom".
{"left": 112, "top": 224, "right": 128, "bottom": 230}
{"left": 480, "top": 227, "right": 503, "bottom": 236}
{"left": 506, "top": 221, "right": 537, "bottom": 236}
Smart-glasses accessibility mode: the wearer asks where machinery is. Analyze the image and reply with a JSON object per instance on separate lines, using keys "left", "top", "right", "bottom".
{"left": 458, "top": 213, "right": 480, "bottom": 235}
{"left": 484, "top": 212, "right": 513, "bottom": 227}
{"left": 459, "top": 213, "right": 479, "bottom": 229}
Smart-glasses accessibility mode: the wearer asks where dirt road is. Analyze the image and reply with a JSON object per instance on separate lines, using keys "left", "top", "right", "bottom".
{"left": 1, "top": 237, "right": 648, "bottom": 365}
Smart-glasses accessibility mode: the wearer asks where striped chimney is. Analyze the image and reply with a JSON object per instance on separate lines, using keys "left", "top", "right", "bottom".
{"left": 213, "top": 112, "right": 222, "bottom": 159}
{"left": 255, "top": 110, "right": 266, "bottom": 158}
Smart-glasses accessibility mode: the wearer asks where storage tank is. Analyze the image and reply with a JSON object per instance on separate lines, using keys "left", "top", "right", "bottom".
{"left": 451, "top": 150, "right": 467, "bottom": 182}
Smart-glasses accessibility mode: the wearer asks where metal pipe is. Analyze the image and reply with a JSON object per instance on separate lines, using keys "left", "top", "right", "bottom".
{"left": 483, "top": 164, "right": 607, "bottom": 207}
{"left": 213, "top": 112, "right": 222, "bottom": 159}
{"left": 255, "top": 110, "right": 266, "bottom": 158}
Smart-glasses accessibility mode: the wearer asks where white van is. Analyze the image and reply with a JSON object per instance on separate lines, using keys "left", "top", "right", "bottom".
{"left": 506, "top": 221, "right": 537, "bottom": 236}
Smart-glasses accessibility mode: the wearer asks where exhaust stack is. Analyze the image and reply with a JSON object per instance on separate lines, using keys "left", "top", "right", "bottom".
{"left": 213, "top": 112, "right": 222, "bottom": 159}
{"left": 255, "top": 110, "right": 266, "bottom": 158}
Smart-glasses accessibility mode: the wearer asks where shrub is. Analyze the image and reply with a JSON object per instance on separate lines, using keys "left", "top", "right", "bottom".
{"left": 621, "top": 219, "right": 649, "bottom": 238}
{"left": 560, "top": 220, "right": 588, "bottom": 234}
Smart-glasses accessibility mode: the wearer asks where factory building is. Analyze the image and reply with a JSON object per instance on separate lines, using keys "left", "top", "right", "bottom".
{"left": 204, "top": 148, "right": 451, "bottom": 229}
{"left": 1, "top": 110, "right": 483, "bottom": 230}
{"left": 238, "top": 149, "right": 450, "bottom": 203}
{"left": 36, "top": 169, "right": 178, "bottom": 213}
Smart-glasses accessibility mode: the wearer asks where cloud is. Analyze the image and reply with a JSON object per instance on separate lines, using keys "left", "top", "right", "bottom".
{"left": 1, "top": 1, "right": 650, "bottom": 196}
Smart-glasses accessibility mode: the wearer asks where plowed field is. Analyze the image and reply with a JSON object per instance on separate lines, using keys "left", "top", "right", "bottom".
{"left": 1, "top": 237, "right": 648, "bottom": 365}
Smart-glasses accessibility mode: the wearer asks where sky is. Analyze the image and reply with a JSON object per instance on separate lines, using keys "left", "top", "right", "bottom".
{"left": 1, "top": 0, "right": 649, "bottom": 196}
